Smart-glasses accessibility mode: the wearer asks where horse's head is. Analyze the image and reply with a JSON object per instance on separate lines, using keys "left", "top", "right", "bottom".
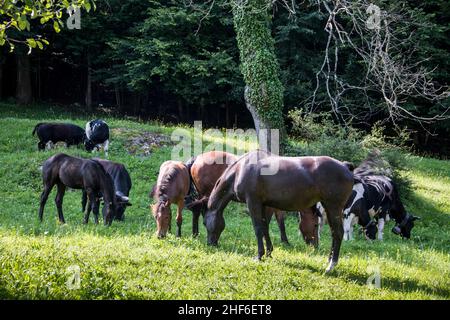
{"left": 299, "top": 209, "right": 319, "bottom": 248}
{"left": 204, "top": 209, "right": 225, "bottom": 246}
{"left": 392, "top": 213, "right": 420, "bottom": 239}
{"left": 152, "top": 195, "right": 171, "bottom": 238}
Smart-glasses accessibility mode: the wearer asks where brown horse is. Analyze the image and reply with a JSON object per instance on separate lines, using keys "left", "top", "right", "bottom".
{"left": 38, "top": 153, "right": 117, "bottom": 225}
{"left": 204, "top": 150, "right": 354, "bottom": 273}
{"left": 185, "top": 151, "right": 289, "bottom": 243}
{"left": 298, "top": 207, "right": 320, "bottom": 248}
{"left": 150, "top": 160, "right": 190, "bottom": 238}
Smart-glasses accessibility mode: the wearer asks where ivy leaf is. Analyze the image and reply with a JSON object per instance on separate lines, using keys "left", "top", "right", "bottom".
{"left": 53, "top": 21, "right": 61, "bottom": 33}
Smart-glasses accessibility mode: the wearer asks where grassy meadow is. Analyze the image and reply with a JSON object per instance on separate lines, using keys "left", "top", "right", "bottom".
{"left": 0, "top": 103, "right": 448, "bottom": 299}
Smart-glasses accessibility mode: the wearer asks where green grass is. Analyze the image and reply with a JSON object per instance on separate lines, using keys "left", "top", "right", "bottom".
{"left": 0, "top": 102, "right": 448, "bottom": 299}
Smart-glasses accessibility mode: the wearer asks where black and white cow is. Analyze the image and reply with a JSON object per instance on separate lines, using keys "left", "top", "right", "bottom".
{"left": 316, "top": 182, "right": 378, "bottom": 241}
{"left": 84, "top": 119, "right": 110, "bottom": 156}
{"left": 356, "top": 175, "right": 419, "bottom": 239}
{"left": 32, "top": 123, "right": 85, "bottom": 150}
{"left": 82, "top": 159, "right": 132, "bottom": 221}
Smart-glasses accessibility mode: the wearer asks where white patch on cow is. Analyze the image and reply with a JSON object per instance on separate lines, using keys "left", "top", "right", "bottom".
{"left": 45, "top": 141, "right": 54, "bottom": 150}
{"left": 385, "top": 214, "right": 390, "bottom": 222}
{"left": 377, "top": 218, "right": 385, "bottom": 240}
{"left": 85, "top": 122, "right": 93, "bottom": 140}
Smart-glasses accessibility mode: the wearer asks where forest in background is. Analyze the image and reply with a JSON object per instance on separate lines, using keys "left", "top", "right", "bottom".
{"left": 0, "top": 0, "right": 449, "bottom": 156}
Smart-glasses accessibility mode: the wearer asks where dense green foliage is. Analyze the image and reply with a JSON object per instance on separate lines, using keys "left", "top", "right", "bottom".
{"left": 0, "top": 0, "right": 448, "bottom": 154}
{"left": 0, "top": 102, "right": 448, "bottom": 299}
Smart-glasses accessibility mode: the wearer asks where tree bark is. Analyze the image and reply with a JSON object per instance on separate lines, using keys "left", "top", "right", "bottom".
{"left": 233, "top": 0, "right": 285, "bottom": 154}
{"left": 16, "top": 52, "right": 32, "bottom": 104}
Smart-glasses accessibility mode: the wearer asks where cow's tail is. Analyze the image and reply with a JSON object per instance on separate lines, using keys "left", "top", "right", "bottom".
{"left": 32, "top": 123, "right": 44, "bottom": 136}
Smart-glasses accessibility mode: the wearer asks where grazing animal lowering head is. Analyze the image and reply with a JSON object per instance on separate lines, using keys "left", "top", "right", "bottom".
{"left": 152, "top": 195, "right": 172, "bottom": 238}
{"left": 363, "top": 220, "right": 378, "bottom": 240}
{"left": 299, "top": 209, "right": 319, "bottom": 248}
{"left": 392, "top": 214, "right": 420, "bottom": 239}
{"left": 114, "top": 192, "right": 132, "bottom": 221}
{"left": 204, "top": 209, "right": 225, "bottom": 246}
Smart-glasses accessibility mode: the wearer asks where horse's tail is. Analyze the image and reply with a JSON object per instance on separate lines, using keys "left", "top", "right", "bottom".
{"left": 32, "top": 123, "right": 44, "bottom": 136}
{"left": 184, "top": 156, "right": 199, "bottom": 205}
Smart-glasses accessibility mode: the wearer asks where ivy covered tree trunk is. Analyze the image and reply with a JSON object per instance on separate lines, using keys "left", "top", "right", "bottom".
{"left": 232, "top": 0, "right": 285, "bottom": 153}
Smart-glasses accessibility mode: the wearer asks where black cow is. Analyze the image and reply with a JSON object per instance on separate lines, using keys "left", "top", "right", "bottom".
{"left": 82, "top": 159, "right": 132, "bottom": 221}
{"left": 32, "top": 123, "right": 85, "bottom": 150}
{"left": 85, "top": 119, "right": 110, "bottom": 156}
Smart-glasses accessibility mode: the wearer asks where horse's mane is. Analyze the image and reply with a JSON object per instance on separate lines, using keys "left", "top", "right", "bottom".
{"left": 91, "top": 159, "right": 116, "bottom": 202}
{"left": 208, "top": 149, "right": 272, "bottom": 207}
{"left": 157, "top": 162, "right": 184, "bottom": 198}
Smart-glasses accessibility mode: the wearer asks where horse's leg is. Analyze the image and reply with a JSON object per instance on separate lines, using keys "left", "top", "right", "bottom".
{"left": 81, "top": 190, "right": 87, "bottom": 212}
{"left": 275, "top": 211, "right": 289, "bottom": 244}
{"left": 38, "top": 184, "right": 54, "bottom": 222}
{"left": 322, "top": 203, "right": 344, "bottom": 273}
{"left": 247, "top": 199, "right": 266, "bottom": 260}
{"left": 83, "top": 189, "right": 94, "bottom": 224}
{"left": 192, "top": 207, "right": 201, "bottom": 237}
{"left": 176, "top": 200, "right": 183, "bottom": 237}
{"left": 92, "top": 196, "right": 100, "bottom": 225}
{"left": 262, "top": 208, "right": 273, "bottom": 258}
{"left": 55, "top": 183, "right": 66, "bottom": 224}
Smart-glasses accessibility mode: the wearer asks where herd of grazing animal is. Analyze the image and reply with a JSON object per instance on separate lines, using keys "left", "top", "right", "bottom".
{"left": 34, "top": 122, "right": 419, "bottom": 273}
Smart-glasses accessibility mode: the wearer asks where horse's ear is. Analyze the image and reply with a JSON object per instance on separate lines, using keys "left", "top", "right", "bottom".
{"left": 149, "top": 184, "right": 156, "bottom": 198}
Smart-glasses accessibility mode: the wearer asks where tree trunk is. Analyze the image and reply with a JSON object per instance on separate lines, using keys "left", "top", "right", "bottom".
{"left": 0, "top": 61, "right": 3, "bottom": 99}
{"left": 115, "top": 83, "right": 121, "bottom": 110}
{"left": 233, "top": 0, "right": 285, "bottom": 154}
{"left": 16, "top": 52, "right": 32, "bottom": 104}
{"left": 85, "top": 55, "right": 92, "bottom": 111}
{"left": 177, "top": 99, "right": 184, "bottom": 122}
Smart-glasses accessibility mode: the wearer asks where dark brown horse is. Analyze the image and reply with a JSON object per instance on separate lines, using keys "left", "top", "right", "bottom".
{"left": 150, "top": 160, "right": 190, "bottom": 238}
{"left": 185, "top": 151, "right": 289, "bottom": 243}
{"left": 204, "top": 150, "right": 354, "bottom": 273}
{"left": 38, "top": 153, "right": 117, "bottom": 225}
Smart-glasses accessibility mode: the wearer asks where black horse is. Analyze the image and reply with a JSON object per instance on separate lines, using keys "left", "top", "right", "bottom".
{"left": 38, "top": 153, "right": 117, "bottom": 225}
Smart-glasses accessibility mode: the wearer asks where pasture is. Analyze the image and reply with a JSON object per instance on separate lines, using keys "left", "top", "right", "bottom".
{"left": 0, "top": 103, "right": 449, "bottom": 299}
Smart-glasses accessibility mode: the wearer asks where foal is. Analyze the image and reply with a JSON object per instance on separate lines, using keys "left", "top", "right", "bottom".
{"left": 150, "top": 161, "right": 190, "bottom": 238}
{"left": 38, "top": 153, "right": 117, "bottom": 225}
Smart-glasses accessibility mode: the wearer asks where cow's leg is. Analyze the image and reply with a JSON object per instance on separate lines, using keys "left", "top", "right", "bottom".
{"left": 38, "top": 184, "right": 54, "bottom": 222}
{"left": 176, "top": 200, "right": 183, "bottom": 237}
{"left": 38, "top": 141, "right": 46, "bottom": 151}
{"left": 81, "top": 190, "right": 88, "bottom": 212}
{"left": 55, "top": 183, "right": 66, "bottom": 224}
{"left": 275, "top": 211, "right": 289, "bottom": 244}
{"left": 247, "top": 198, "right": 266, "bottom": 260}
{"left": 343, "top": 212, "right": 353, "bottom": 241}
{"left": 377, "top": 218, "right": 385, "bottom": 240}
{"left": 322, "top": 203, "right": 344, "bottom": 273}
{"left": 103, "top": 140, "right": 109, "bottom": 157}
{"left": 192, "top": 207, "right": 201, "bottom": 237}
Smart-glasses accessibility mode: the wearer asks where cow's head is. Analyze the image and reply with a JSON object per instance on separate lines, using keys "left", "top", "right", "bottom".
{"left": 114, "top": 192, "right": 132, "bottom": 221}
{"left": 84, "top": 139, "right": 96, "bottom": 152}
{"left": 363, "top": 220, "right": 377, "bottom": 240}
{"left": 392, "top": 213, "right": 420, "bottom": 239}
